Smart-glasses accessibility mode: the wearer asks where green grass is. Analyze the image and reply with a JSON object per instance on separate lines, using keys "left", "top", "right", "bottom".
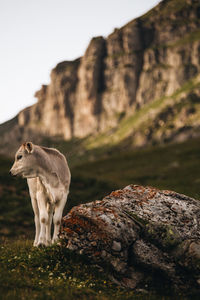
{"left": 0, "top": 240, "right": 123, "bottom": 300}
{"left": 0, "top": 239, "right": 173, "bottom": 300}
{"left": 170, "top": 29, "right": 200, "bottom": 48}
{"left": 0, "top": 155, "right": 33, "bottom": 237}
{"left": 150, "top": 28, "right": 200, "bottom": 51}
{"left": 72, "top": 137, "right": 200, "bottom": 200}
{"left": 2, "top": 135, "right": 200, "bottom": 239}
{"left": 1, "top": 136, "right": 200, "bottom": 299}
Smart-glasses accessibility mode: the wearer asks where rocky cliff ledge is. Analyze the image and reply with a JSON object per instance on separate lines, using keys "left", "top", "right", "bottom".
{"left": 1, "top": 0, "right": 200, "bottom": 154}
{"left": 60, "top": 184, "right": 200, "bottom": 296}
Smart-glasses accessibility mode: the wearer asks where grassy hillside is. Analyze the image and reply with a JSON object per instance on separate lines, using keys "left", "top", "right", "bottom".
{"left": 1, "top": 137, "right": 200, "bottom": 238}
{"left": 0, "top": 155, "right": 33, "bottom": 237}
{"left": 72, "top": 137, "right": 200, "bottom": 200}
{"left": 1, "top": 240, "right": 179, "bottom": 300}
{"left": 1, "top": 138, "right": 200, "bottom": 299}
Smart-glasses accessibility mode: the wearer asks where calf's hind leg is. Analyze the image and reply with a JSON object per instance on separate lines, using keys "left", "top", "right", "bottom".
{"left": 52, "top": 193, "right": 68, "bottom": 244}
{"left": 46, "top": 202, "right": 54, "bottom": 246}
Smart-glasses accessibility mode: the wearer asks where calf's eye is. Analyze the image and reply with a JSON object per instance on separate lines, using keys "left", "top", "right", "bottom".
{"left": 17, "top": 155, "right": 22, "bottom": 160}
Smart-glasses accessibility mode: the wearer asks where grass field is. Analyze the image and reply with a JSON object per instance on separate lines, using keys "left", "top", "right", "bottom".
{"left": 70, "top": 137, "right": 200, "bottom": 202}
{"left": 1, "top": 239, "right": 181, "bottom": 300}
{"left": 1, "top": 137, "right": 200, "bottom": 299}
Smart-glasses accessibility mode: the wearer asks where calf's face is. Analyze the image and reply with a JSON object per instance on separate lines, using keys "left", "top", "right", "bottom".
{"left": 10, "top": 142, "right": 38, "bottom": 178}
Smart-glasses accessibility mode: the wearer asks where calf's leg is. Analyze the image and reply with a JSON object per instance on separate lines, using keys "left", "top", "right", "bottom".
{"left": 52, "top": 193, "right": 68, "bottom": 244}
{"left": 37, "top": 189, "right": 49, "bottom": 246}
{"left": 27, "top": 178, "right": 40, "bottom": 247}
{"left": 31, "top": 197, "right": 40, "bottom": 246}
{"left": 46, "top": 202, "right": 54, "bottom": 245}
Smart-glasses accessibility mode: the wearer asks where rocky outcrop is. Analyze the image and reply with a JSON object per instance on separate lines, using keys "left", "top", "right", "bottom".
{"left": 1, "top": 0, "right": 200, "bottom": 153}
{"left": 60, "top": 184, "right": 200, "bottom": 295}
{"left": 18, "top": 59, "right": 80, "bottom": 139}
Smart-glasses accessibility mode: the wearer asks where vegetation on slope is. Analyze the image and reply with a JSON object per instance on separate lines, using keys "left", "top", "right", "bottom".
{"left": 85, "top": 75, "right": 200, "bottom": 151}
{"left": 1, "top": 136, "right": 200, "bottom": 239}
{"left": 72, "top": 137, "right": 200, "bottom": 200}
{"left": 1, "top": 136, "right": 200, "bottom": 299}
{"left": 0, "top": 240, "right": 143, "bottom": 300}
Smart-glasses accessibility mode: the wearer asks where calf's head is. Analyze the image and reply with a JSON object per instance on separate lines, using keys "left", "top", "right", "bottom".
{"left": 10, "top": 142, "right": 38, "bottom": 178}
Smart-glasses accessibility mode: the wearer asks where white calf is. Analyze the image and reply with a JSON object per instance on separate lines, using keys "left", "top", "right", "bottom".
{"left": 10, "top": 142, "right": 71, "bottom": 246}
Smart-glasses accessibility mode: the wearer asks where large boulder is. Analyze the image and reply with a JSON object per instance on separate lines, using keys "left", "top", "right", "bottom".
{"left": 60, "top": 185, "right": 200, "bottom": 295}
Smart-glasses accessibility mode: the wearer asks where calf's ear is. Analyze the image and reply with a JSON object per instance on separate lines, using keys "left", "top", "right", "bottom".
{"left": 25, "top": 142, "right": 34, "bottom": 153}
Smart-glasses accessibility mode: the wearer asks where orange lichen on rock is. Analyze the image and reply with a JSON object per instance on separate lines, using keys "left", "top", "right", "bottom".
{"left": 110, "top": 190, "right": 124, "bottom": 197}
{"left": 62, "top": 227, "right": 74, "bottom": 235}
{"left": 60, "top": 184, "right": 200, "bottom": 293}
{"left": 63, "top": 214, "right": 92, "bottom": 232}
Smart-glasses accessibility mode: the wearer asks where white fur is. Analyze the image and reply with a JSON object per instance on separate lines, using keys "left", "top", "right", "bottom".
{"left": 10, "top": 142, "right": 71, "bottom": 247}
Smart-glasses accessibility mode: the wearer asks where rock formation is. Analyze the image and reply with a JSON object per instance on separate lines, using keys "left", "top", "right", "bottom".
{"left": 60, "top": 184, "right": 200, "bottom": 296}
{"left": 1, "top": 0, "right": 200, "bottom": 154}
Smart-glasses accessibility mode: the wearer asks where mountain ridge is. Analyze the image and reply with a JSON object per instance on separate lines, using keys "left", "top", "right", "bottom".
{"left": 1, "top": 0, "right": 200, "bottom": 155}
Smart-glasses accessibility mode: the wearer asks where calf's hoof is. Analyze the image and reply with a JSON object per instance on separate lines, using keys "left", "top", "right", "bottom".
{"left": 37, "top": 243, "right": 46, "bottom": 248}
{"left": 46, "top": 240, "right": 52, "bottom": 246}
{"left": 33, "top": 241, "right": 38, "bottom": 247}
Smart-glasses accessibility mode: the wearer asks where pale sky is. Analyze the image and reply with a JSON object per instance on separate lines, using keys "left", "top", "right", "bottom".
{"left": 0, "top": 0, "right": 161, "bottom": 124}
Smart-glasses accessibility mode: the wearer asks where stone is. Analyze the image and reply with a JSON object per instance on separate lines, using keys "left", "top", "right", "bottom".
{"left": 59, "top": 184, "right": 200, "bottom": 296}
{"left": 112, "top": 241, "right": 121, "bottom": 252}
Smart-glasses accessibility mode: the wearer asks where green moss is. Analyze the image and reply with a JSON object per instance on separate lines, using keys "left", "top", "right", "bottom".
{"left": 170, "top": 29, "right": 200, "bottom": 48}
{"left": 145, "top": 224, "right": 181, "bottom": 250}
{"left": 151, "top": 29, "right": 200, "bottom": 51}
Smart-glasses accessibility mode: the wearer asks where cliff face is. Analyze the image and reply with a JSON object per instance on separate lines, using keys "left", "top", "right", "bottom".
{"left": 18, "top": 59, "right": 80, "bottom": 139}
{"left": 1, "top": 0, "right": 200, "bottom": 153}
